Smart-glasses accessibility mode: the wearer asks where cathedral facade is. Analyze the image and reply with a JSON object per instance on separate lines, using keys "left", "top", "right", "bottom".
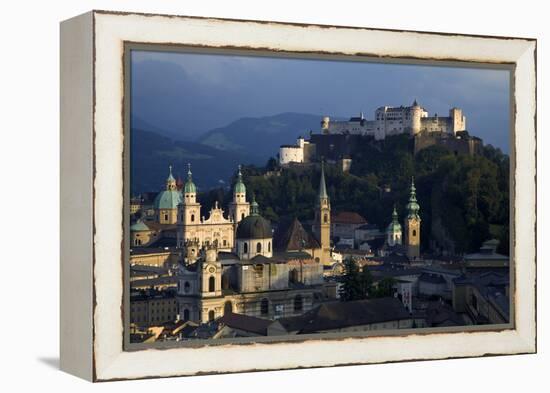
{"left": 176, "top": 165, "right": 250, "bottom": 252}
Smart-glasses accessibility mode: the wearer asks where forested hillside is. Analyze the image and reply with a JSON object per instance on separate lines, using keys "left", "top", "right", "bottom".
{"left": 198, "top": 134, "right": 509, "bottom": 255}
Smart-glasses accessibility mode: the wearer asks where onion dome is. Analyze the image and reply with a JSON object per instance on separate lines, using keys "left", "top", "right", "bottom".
{"left": 236, "top": 196, "right": 271, "bottom": 239}
{"left": 386, "top": 206, "right": 402, "bottom": 233}
{"left": 184, "top": 163, "right": 197, "bottom": 194}
{"left": 153, "top": 167, "right": 183, "bottom": 209}
{"left": 234, "top": 165, "right": 246, "bottom": 194}
{"left": 406, "top": 177, "right": 420, "bottom": 219}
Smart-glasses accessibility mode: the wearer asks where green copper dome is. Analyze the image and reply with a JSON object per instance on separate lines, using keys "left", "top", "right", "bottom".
{"left": 234, "top": 165, "right": 246, "bottom": 194}
{"left": 406, "top": 177, "right": 420, "bottom": 219}
{"left": 153, "top": 189, "right": 183, "bottom": 209}
{"left": 184, "top": 163, "right": 197, "bottom": 194}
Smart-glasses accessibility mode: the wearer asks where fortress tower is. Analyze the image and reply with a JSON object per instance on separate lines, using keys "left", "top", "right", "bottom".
{"left": 313, "top": 162, "right": 331, "bottom": 265}
{"left": 405, "top": 177, "right": 421, "bottom": 259}
{"left": 410, "top": 99, "right": 423, "bottom": 136}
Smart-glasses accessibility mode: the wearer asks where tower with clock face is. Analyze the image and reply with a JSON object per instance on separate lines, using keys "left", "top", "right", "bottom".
{"left": 199, "top": 245, "right": 222, "bottom": 298}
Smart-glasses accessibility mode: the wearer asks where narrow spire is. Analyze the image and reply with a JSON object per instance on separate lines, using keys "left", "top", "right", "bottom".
{"left": 407, "top": 176, "right": 420, "bottom": 219}
{"left": 392, "top": 205, "right": 398, "bottom": 222}
{"left": 166, "top": 164, "right": 175, "bottom": 181}
{"left": 187, "top": 163, "right": 192, "bottom": 181}
{"left": 319, "top": 161, "right": 328, "bottom": 200}
{"left": 250, "top": 193, "right": 259, "bottom": 215}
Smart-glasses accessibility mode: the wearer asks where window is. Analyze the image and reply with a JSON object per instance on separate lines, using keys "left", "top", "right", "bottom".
{"left": 294, "top": 295, "right": 303, "bottom": 312}
{"left": 222, "top": 274, "right": 229, "bottom": 290}
{"left": 190, "top": 214, "right": 195, "bottom": 222}
{"left": 289, "top": 268, "right": 298, "bottom": 284}
{"left": 208, "top": 276, "right": 215, "bottom": 292}
{"left": 413, "top": 229, "right": 417, "bottom": 237}
{"left": 323, "top": 213, "right": 328, "bottom": 223}
{"left": 256, "top": 242, "right": 262, "bottom": 253}
{"left": 183, "top": 281, "right": 190, "bottom": 293}
{"left": 260, "top": 298, "right": 269, "bottom": 315}
{"left": 241, "top": 213, "right": 245, "bottom": 220}
{"left": 268, "top": 242, "right": 271, "bottom": 252}
{"left": 254, "top": 264, "right": 264, "bottom": 278}
{"left": 208, "top": 310, "right": 215, "bottom": 321}
{"left": 224, "top": 301, "right": 233, "bottom": 315}
{"left": 164, "top": 214, "right": 168, "bottom": 221}
{"left": 243, "top": 242, "right": 248, "bottom": 253}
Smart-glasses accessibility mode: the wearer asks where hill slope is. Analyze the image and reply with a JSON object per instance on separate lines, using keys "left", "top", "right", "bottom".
{"left": 131, "top": 128, "right": 264, "bottom": 194}
{"left": 198, "top": 112, "right": 325, "bottom": 160}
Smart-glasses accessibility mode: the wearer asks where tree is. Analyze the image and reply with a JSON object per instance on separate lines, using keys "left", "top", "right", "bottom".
{"left": 339, "top": 257, "right": 363, "bottom": 301}
{"left": 339, "top": 258, "right": 375, "bottom": 301}
{"left": 372, "top": 277, "right": 397, "bottom": 298}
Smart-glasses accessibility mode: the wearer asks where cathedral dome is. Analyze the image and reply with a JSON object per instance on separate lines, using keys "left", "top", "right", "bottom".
{"left": 236, "top": 215, "right": 272, "bottom": 239}
{"left": 153, "top": 190, "right": 183, "bottom": 209}
{"left": 236, "top": 199, "right": 271, "bottom": 239}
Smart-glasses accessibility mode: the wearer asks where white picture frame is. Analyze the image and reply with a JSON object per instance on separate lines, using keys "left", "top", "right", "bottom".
{"left": 60, "top": 10, "right": 536, "bottom": 381}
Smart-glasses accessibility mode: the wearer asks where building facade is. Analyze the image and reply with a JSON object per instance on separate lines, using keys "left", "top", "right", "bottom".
{"left": 176, "top": 165, "right": 250, "bottom": 252}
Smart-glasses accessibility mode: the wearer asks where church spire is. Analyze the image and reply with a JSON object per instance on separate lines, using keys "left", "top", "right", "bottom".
{"left": 184, "top": 163, "right": 197, "bottom": 194}
{"left": 250, "top": 194, "right": 259, "bottom": 216}
{"left": 166, "top": 165, "right": 176, "bottom": 190}
{"left": 234, "top": 164, "right": 246, "bottom": 195}
{"left": 407, "top": 176, "right": 420, "bottom": 219}
{"left": 319, "top": 161, "right": 328, "bottom": 200}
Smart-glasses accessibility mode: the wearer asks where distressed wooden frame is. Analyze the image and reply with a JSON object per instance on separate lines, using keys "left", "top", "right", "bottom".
{"left": 60, "top": 10, "right": 536, "bottom": 382}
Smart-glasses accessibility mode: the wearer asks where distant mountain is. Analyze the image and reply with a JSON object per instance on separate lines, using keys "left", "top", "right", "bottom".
{"left": 198, "top": 112, "right": 327, "bottom": 160}
{"left": 131, "top": 128, "right": 264, "bottom": 194}
{"left": 131, "top": 114, "right": 194, "bottom": 142}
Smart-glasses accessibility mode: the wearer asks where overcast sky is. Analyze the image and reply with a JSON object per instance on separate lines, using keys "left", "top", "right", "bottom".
{"left": 131, "top": 50, "right": 510, "bottom": 152}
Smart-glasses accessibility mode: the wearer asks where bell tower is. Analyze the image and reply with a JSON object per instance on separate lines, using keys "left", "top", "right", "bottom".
{"left": 229, "top": 165, "right": 250, "bottom": 225}
{"left": 405, "top": 177, "right": 421, "bottom": 259}
{"left": 177, "top": 163, "right": 201, "bottom": 248}
{"left": 313, "top": 161, "right": 331, "bottom": 265}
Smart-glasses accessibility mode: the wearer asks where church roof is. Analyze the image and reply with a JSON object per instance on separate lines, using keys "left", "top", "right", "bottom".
{"left": 331, "top": 211, "right": 367, "bottom": 225}
{"left": 273, "top": 217, "right": 320, "bottom": 252}
{"left": 153, "top": 189, "right": 182, "bottom": 209}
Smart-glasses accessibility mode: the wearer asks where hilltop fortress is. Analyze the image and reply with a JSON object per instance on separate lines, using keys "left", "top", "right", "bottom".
{"left": 280, "top": 100, "right": 481, "bottom": 166}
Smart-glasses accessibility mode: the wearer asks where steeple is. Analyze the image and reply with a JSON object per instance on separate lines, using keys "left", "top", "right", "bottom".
{"left": 405, "top": 176, "right": 421, "bottom": 259}
{"left": 412, "top": 98, "right": 419, "bottom": 107}
{"left": 166, "top": 165, "right": 176, "bottom": 190}
{"left": 318, "top": 161, "right": 328, "bottom": 201}
{"left": 234, "top": 165, "right": 246, "bottom": 195}
{"left": 184, "top": 163, "right": 197, "bottom": 194}
{"left": 250, "top": 194, "right": 259, "bottom": 216}
{"left": 406, "top": 177, "right": 420, "bottom": 219}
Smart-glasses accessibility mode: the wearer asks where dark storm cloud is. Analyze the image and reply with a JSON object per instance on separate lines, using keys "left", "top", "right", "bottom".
{"left": 131, "top": 50, "right": 510, "bottom": 152}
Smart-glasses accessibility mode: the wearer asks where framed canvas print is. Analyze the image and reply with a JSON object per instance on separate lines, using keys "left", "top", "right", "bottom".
{"left": 60, "top": 10, "right": 537, "bottom": 381}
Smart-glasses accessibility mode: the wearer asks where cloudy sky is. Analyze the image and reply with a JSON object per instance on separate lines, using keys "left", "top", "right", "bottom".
{"left": 131, "top": 50, "right": 511, "bottom": 152}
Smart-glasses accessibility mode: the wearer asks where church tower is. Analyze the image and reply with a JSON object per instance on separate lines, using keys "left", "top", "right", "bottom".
{"left": 177, "top": 164, "right": 201, "bottom": 248}
{"left": 313, "top": 162, "right": 331, "bottom": 265}
{"left": 386, "top": 206, "right": 403, "bottom": 246}
{"left": 229, "top": 165, "right": 250, "bottom": 225}
{"left": 405, "top": 177, "right": 421, "bottom": 259}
